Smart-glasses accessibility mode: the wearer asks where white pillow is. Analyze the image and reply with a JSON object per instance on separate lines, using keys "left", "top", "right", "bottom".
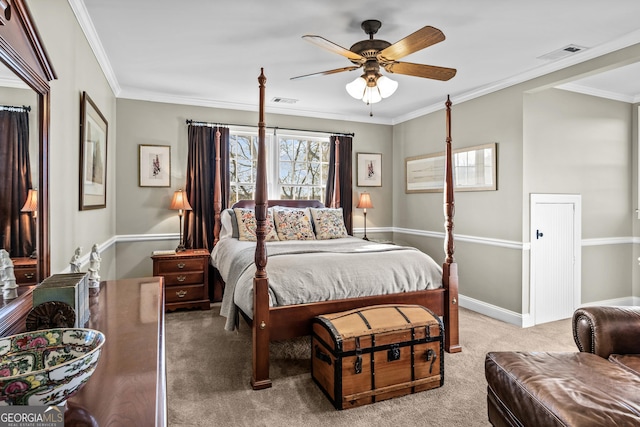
{"left": 219, "top": 209, "right": 233, "bottom": 240}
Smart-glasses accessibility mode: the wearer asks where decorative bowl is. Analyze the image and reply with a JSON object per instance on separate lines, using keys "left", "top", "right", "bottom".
{"left": 0, "top": 328, "right": 105, "bottom": 405}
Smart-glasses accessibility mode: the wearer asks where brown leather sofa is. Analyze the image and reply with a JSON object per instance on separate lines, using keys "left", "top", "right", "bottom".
{"left": 485, "top": 306, "right": 640, "bottom": 427}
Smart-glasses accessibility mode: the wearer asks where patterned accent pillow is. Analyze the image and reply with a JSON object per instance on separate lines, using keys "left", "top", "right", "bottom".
{"left": 272, "top": 207, "right": 316, "bottom": 241}
{"left": 233, "top": 208, "right": 279, "bottom": 242}
{"left": 309, "top": 208, "right": 348, "bottom": 240}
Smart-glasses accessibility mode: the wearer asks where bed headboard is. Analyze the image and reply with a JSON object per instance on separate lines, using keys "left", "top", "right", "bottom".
{"left": 232, "top": 199, "right": 325, "bottom": 209}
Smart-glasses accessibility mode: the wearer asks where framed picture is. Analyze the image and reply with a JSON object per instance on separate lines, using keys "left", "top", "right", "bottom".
{"left": 79, "top": 91, "right": 108, "bottom": 210}
{"left": 357, "top": 152, "right": 382, "bottom": 187}
{"left": 406, "top": 142, "right": 497, "bottom": 193}
{"left": 139, "top": 144, "right": 171, "bottom": 187}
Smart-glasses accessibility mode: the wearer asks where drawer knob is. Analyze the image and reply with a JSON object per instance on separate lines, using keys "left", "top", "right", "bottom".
{"left": 177, "top": 275, "right": 186, "bottom": 282}
{"left": 177, "top": 262, "right": 186, "bottom": 269}
{"left": 176, "top": 290, "right": 187, "bottom": 298}
{"left": 24, "top": 273, "right": 35, "bottom": 279}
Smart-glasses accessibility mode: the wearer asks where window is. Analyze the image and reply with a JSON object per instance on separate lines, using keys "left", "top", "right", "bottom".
{"left": 229, "top": 131, "right": 259, "bottom": 204}
{"left": 229, "top": 129, "right": 331, "bottom": 204}
{"left": 278, "top": 134, "right": 330, "bottom": 200}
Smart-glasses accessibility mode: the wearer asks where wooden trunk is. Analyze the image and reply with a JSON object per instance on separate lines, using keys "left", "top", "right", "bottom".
{"left": 311, "top": 304, "right": 444, "bottom": 410}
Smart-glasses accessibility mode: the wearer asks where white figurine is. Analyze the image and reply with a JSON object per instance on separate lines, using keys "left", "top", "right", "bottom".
{"left": 88, "top": 244, "right": 101, "bottom": 288}
{"left": 70, "top": 247, "right": 82, "bottom": 273}
{"left": 0, "top": 250, "right": 18, "bottom": 300}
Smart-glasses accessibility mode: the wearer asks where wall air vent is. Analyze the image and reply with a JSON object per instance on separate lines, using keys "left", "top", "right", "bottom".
{"left": 271, "top": 97, "right": 298, "bottom": 104}
{"left": 537, "top": 44, "right": 587, "bottom": 61}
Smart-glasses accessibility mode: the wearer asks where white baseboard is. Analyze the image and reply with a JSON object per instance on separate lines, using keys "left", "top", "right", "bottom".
{"left": 461, "top": 293, "right": 639, "bottom": 328}
{"left": 459, "top": 294, "right": 523, "bottom": 326}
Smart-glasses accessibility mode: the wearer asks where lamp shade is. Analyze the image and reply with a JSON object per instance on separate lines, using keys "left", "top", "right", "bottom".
{"left": 21, "top": 189, "right": 37, "bottom": 212}
{"left": 346, "top": 76, "right": 367, "bottom": 99}
{"left": 169, "top": 189, "right": 192, "bottom": 211}
{"left": 356, "top": 192, "right": 373, "bottom": 209}
{"left": 376, "top": 75, "right": 398, "bottom": 98}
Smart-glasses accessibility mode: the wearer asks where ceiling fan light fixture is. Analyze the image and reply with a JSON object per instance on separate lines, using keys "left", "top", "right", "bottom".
{"left": 346, "top": 76, "right": 367, "bottom": 99}
{"left": 362, "top": 86, "right": 382, "bottom": 104}
{"left": 376, "top": 75, "right": 398, "bottom": 98}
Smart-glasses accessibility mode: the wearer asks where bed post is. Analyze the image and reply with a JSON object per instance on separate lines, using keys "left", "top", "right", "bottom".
{"left": 213, "top": 128, "right": 222, "bottom": 246}
{"left": 443, "top": 95, "right": 462, "bottom": 353}
{"left": 330, "top": 137, "right": 340, "bottom": 208}
{"left": 251, "top": 68, "right": 272, "bottom": 389}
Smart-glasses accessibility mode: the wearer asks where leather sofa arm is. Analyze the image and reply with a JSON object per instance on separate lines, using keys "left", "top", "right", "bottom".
{"left": 573, "top": 306, "right": 640, "bottom": 358}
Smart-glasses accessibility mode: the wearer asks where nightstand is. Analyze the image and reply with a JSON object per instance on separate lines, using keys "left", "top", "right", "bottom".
{"left": 12, "top": 257, "right": 38, "bottom": 286}
{"left": 151, "top": 249, "right": 211, "bottom": 311}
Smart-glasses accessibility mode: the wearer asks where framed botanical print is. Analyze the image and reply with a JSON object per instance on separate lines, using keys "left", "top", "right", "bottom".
{"left": 139, "top": 144, "right": 171, "bottom": 187}
{"left": 357, "top": 152, "right": 382, "bottom": 187}
{"left": 79, "top": 91, "right": 108, "bottom": 210}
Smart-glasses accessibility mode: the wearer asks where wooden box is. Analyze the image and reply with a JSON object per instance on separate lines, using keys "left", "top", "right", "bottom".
{"left": 311, "top": 304, "right": 444, "bottom": 410}
{"left": 33, "top": 273, "right": 90, "bottom": 327}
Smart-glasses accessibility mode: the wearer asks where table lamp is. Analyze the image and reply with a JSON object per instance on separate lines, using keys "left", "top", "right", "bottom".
{"left": 169, "top": 189, "right": 192, "bottom": 252}
{"left": 21, "top": 188, "right": 37, "bottom": 258}
{"left": 356, "top": 192, "right": 373, "bottom": 241}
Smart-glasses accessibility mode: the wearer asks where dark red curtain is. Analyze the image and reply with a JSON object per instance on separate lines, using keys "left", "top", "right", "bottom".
{"left": 184, "top": 125, "right": 229, "bottom": 251}
{"left": 324, "top": 135, "right": 353, "bottom": 234}
{"left": 0, "top": 109, "right": 33, "bottom": 257}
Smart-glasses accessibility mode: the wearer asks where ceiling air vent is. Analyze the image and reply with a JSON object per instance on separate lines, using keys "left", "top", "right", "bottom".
{"left": 271, "top": 97, "right": 298, "bottom": 104}
{"left": 537, "top": 44, "right": 587, "bottom": 61}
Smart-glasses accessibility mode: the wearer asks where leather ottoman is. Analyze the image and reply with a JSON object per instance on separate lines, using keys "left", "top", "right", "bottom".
{"left": 485, "top": 351, "right": 640, "bottom": 426}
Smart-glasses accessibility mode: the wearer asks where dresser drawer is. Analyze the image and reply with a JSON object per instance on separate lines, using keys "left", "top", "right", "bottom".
{"left": 162, "top": 271, "right": 204, "bottom": 287}
{"left": 154, "top": 258, "right": 205, "bottom": 274}
{"left": 165, "top": 284, "right": 205, "bottom": 304}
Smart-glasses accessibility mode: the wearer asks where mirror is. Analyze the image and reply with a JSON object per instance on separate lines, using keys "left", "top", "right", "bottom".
{"left": 0, "top": 81, "right": 38, "bottom": 277}
{"left": 0, "top": 0, "right": 55, "bottom": 335}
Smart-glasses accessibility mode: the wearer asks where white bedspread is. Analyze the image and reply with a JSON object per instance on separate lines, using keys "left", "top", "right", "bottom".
{"left": 211, "top": 236, "right": 443, "bottom": 331}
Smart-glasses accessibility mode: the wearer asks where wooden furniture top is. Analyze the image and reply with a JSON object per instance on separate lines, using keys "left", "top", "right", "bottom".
{"left": 65, "top": 277, "right": 167, "bottom": 427}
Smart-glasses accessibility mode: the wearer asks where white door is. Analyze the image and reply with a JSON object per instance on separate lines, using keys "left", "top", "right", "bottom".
{"left": 530, "top": 194, "right": 581, "bottom": 325}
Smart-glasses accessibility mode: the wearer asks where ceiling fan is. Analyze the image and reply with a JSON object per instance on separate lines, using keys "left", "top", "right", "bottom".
{"left": 291, "top": 19, "right": 457, "bottom": 104}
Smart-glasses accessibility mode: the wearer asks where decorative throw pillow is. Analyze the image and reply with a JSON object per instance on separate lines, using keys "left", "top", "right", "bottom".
{"left": 225, "top": 208, "right": 239, "bottom": 239}
{"left": 233, "top": 208, "right": 279, "bottom": 242}
{"left": 309, "top": 208, "right": 348, "bottom": 240}
{"left": 272, "top": 207, "right": 316, "bottom": 241}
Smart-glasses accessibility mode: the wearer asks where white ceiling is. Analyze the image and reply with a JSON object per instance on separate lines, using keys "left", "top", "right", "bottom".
{"left": 71, "top": 0, "right": 640, "bottom": 124}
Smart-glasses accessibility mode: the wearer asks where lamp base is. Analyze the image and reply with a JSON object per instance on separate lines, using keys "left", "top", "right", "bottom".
{"left": 362, "top": 236, "right": 369, "bottom": 241}
{"left": 175, "top": 244, "right": 186, "bottom": 252}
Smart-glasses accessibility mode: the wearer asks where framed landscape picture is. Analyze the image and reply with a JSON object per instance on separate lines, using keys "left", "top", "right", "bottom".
{"left": 79, "top": 91, "right": 108, "bottom": 210}
{"left": 357, "top": 152, "right": 382, "bottom": 187}
{"left": 139, "top": 144, "right": 171, "bottom": 187}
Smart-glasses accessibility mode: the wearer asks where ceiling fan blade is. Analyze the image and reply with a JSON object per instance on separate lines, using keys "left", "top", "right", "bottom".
{"left": 377, "top": 26, "right": 446, "bottom": 61}
{"left": 302, "top": 35, "right": 365, "bottom": 62}
{"left": 384, "top": 62, "right": 457, "bottom": 81}
{"left": 290, "top": 65, "right": 362, "bottom": 80}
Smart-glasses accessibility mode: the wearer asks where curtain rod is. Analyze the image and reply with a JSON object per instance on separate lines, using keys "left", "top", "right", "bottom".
{"left": 0, "top": 105, "right": 31, "bottom": 112}
{"left": 186, "top": 119, "right": 354, "bottom": 137}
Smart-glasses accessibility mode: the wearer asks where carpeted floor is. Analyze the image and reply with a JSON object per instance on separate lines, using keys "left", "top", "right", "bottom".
{"left": 165, "top": 305, "right": 576, "bottom": 427}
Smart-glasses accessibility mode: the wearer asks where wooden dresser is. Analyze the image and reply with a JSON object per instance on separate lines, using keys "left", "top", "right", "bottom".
{"left": 152, "top": 249, "right": 211, "bottom": 311}
{"left": 65, "top": 277, "right": 167, "bottom": 426}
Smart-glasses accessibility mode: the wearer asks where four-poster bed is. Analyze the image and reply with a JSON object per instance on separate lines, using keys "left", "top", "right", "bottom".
{"left": 210, "top": 69, "right": 460, "bottom": 390}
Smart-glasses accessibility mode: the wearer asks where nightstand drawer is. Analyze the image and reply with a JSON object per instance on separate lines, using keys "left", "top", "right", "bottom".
{"left": 162, "top": 271, "right": 204, "bottom": 286}
{"left": 165, "top": 284, "right": 205, "bottom": 304}
{"left": 15, "top": 267, "right": 37, "bottom": 286}
{"left": 154, "top": 258, "right": 205, "bottom": 274}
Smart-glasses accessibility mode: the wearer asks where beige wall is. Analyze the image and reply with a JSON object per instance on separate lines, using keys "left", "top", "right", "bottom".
{"left": 391, "top": 45, "right": 640, "bottom": 315}
{"left": 30, "top": 0, "right": 117, "bottom": 277}
{"left": 524, "top": 88, "right": 633, "bottom": 305}
{"left": 114, "top": 99, "right": 393, "bottom": 278}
